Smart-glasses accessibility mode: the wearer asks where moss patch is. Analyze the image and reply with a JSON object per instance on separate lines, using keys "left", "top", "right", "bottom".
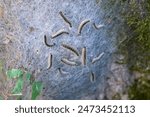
{"left": 119, "top": 0, "right": 150, "bottom": 99}
{"left": 119, "top": 0, "right": 150, "bottom": 73}
{"left": 101, "top": 0, "right": 150, "bottom": 99}
{"left": 128, "top": 77, "right": 150, "bottom": 100}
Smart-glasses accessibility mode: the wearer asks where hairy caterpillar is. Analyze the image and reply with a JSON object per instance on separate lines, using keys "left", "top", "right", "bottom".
{"left": 44, "top": 35, "right": 55, "bottom": 47}
{"left": 58, "top": 68, "right": 69, "bottom": 75}
{"left": 78, "top": 19, "right": 90, "bottom": 35}
{"left": 61, "top": 58, "right": 78, "bottom": 66}
{"left": 59, "top": 11, "right": 72, "bottom": 28}
{"left": 92, "top": 52, "right": 104, "bottom": 64}
{"left": 93, "top": 23, "right": 104, "bottom": 30}
{"left": 81, "top": 47, "right": 86, "bottom": 65}
{"left": 61, "top": 44, "right": 79, "bottom": 56}
{"left": 51, "top": 29, "right": 69, "bottom": 39}
{"left": 90, "top": 72, "right": 95, "bottom": 83}
{"left": 47, "top": 53, "right": 52, "bottom": 69}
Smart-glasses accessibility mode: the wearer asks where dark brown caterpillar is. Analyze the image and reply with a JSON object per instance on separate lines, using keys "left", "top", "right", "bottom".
{"left": 61, "top": 58, "right": 78, "bottom": 66}
{"left": 81, "top": 47, "right": 86, "bottom": 65}
{"left": 90, "top": 72, "right": 95, "bottom": 83}
{"left": 51, "top": 29, "right": 69, "bottom": 39}
{"left": 92, "top": 52, "right": 104, "bottom": 64}
{"left": 61, "top": 44, "right": 79, "bottom": 56}
{"left": 59, "top": 11, "right": 72, "bottom": 28}
{"left": 93, "top": 23, "right": 104, "bottom": 30}
{"left": 47, "top": 53, "right": 52, "bottom": 69}
{"left": 78, "top": 19, "right": 90, "bottom": 35}
{"left": 44, "top": 35, "right": 55, "bottom": 47}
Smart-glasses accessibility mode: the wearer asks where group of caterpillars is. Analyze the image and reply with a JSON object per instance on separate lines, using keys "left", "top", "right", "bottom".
{"left": 46, "top": 45, "right": 104, "bottom": 82}
{"left": 44, "top": 11, "right": 104, "bottom": 43}
{"left": 44, "top": 11, "right": 104, "bottom": 83}
{"left": 59, "top": 11, "right": 104, "bottom": 35}
{"left": 46, "top": 44, "right": 104, "bottom": 67}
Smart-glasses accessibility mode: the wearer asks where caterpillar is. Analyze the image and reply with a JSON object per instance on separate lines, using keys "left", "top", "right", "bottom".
{"left": 61, "top": 44, "right": 79, "bottom": 56}
{"left": 93, "top": 23, "right": 104, "bottom": 30}
{"left": 59, "top": 11, "right": 72, "bottom": 28}
{"left": 90, "top": 72, "right": 95, "bottom": 83}
{"left": 78, "top": 19, "right": 90, "bottom": 35}
{"left": 47, "top": 53, "right": 52, "bottom": 69}
{"left": 58, "top": 68, "right": 69, "bottom": 75}
{"left": 44, "top": 35, "right": 55, "bottom": 47}
{"left": 81, "top": 47, "right": 86, "bottom": 65}
{"left": 61, "top": 58, "right": 78, "bottom": 66}
{"left": 92, "top": 52, "right": 104, "bottom": 64}
{"left": 51, "top": 29, "right": 69, "bottom": 39}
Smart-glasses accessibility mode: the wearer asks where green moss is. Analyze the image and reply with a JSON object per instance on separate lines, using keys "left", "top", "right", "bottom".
{"left": 103, "top": 0, "right": 150, "bottom": 99}
{"left": 128, "top": 77, "right": 150, "bottom": 100}
{"left": 119, "top": 0, "right": 150, "bottom": 72}
{"left": 120, "top": 0, "right": 150, "bottom": 99}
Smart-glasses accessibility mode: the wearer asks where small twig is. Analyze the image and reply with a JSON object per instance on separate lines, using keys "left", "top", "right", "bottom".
{"left": 9, "top": 93, "right": 22, "bottom": 96}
